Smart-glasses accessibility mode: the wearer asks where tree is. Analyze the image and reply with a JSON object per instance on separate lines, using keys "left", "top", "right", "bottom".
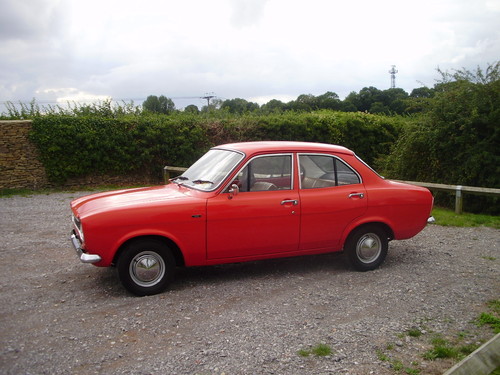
{"left": 142, "top": 95, "right": 176, "bottom": 114}
{"left": 410, "top": 87, "right": 435, "bottom": 98}
{"left": 184, "top": 105, "right": 199, "bottom": 114}
{"left": 261, "top": 99, "right": 286, "bottom": 113}
{"left": 316, "top": 91, "right": 341, "bottom": 110}
{"left": 382, "top": 62, "right": 500, "bottom": 213}
{"left": 221, "top": 98, "right": 259, "bottom": 114}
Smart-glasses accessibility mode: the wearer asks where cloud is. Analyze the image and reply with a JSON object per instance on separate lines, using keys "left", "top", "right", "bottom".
{"left": 0, "top": 0, "right": 64, "bottom": 41}
{"left": 230, "top": 0, "right": 269, "bottom": 28}
{"left": 0, "top": 0, "right": 498, "bottom": 109}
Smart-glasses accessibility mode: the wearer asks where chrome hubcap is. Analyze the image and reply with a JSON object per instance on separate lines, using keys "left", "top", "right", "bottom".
{"left": 356, "top": 233, "right": 382, "bottom": 264}
{"left": 130, "top": 251, "right": 165, "bottom": 287}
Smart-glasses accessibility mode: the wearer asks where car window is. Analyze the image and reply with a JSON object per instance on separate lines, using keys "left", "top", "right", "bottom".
{"left": 230, "top": 154, "right": 292, "bottom": 192}
{"left": 299, "top": 154, "right": 360, "bottom": 189}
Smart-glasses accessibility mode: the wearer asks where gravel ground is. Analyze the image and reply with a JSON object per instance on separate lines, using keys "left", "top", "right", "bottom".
{"left": 0, "top": 191, "right": 499, "bottom": 375}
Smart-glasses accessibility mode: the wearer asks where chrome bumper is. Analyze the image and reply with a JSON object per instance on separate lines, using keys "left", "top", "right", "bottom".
{"left": 427, "top": 216, "right": 436, "bottom": 224}
{"left": 70, "top": 231, "right": 101, "bottom": 264}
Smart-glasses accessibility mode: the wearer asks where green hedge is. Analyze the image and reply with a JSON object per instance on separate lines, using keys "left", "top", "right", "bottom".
{"left": 30, "top": 114, "right": 208, "bottom": 183}
{"left": 381, "top": 73, "right": 500, "bottom": 214}
{"left": 30, "top": 111, "right": 402, "bottom": 184}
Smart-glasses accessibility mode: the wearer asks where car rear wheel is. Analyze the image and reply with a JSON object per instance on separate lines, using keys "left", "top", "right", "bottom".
{"left": 117, "top": 239, "right": 175, "bottom": 296}
{"left": 345, "top": 225, "right": 388, "bottom": 271}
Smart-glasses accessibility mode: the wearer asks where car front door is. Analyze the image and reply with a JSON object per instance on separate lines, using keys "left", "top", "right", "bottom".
{"left": 206, "top": 154, "right": 300, "bottom": 260}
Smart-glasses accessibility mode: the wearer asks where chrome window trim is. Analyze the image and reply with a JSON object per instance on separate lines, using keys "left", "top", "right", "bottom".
{"left": 297, "top": 152, "right": 363, "bottom": 189}
{"left": 221, "top": 153, "right": 295, "bottom": 193}
{"left": 181, "top": 148, "right": 246, "bottom": 192}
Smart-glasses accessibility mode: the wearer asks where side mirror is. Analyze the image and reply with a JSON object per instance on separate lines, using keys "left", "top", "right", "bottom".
{"left": 228, "top": 184, "right": 239, "bottom": 199}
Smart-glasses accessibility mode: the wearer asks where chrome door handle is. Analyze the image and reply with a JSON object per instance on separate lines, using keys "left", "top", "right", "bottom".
{"left": 348, "top": 193, "right": 364, "bottom": 199}
{"left": 281, "top": 199, "right": 298, "bottom": 205}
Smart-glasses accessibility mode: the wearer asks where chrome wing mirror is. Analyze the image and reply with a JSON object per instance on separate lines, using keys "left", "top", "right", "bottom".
{"left": 228, "top": 184, "right": 240, "bottom": 199}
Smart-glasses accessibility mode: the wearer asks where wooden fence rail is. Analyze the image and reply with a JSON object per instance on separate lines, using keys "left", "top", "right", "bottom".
{"left": 163, "top": 166, "right": 500, "bottom": 214}
{"left": 395, "top": 180, "right": 500, "bottom": 214}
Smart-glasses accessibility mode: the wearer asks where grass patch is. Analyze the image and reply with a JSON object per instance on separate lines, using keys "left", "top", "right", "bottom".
{"left": 423, "top": 335, "right": 460, "bottom": 360}
{"left": 477, "top": 313, "right": 500, "bottom": 333}
{"left": 407, "top": 328, "right": 423, "bottom": 338}
{"left": 298, "top": 343, "right": 332, "bottom": 357}
{"left": 422, "top": 334, "right": 478, "bottom": 361}
{"left": 377, "top": 349, "right": 421, "bottom": 374}
{"left": 487, "top": 299, "right": 500, "bottom": 314}
{"left": 431, "top": 207, "right": 500, "bottom": 229}
{"left": 476, "top": 300, "right": 500, "bottom": 333}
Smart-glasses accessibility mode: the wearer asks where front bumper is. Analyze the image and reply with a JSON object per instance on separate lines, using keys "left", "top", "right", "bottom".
{"left": 70, "top": 231, "right": 101, "bottom": 264}
{"left": 427, "top": 216, "right": 436, "bottom": 224}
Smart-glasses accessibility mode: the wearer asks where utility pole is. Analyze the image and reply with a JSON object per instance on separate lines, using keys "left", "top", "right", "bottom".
{"left": 389, "top": 65, "right": 398, "bottom": 88}
{"left": 202, "top": 92, "right": 216, "bottom": 107}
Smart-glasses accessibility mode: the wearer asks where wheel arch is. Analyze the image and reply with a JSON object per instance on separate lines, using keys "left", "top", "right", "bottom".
{"left": 343, "top": 221, "right": 394, "bottom": 249}
{"left": 112, "top": 235, "right": 185, "bottom": 267}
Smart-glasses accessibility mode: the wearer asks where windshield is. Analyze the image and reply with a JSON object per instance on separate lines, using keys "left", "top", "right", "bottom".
{"left": 176, "top": 149, "right": 244, "bottom": 191}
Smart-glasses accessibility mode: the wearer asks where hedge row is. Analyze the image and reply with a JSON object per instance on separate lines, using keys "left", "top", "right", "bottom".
{"left": 30, "top": 111, "right": 403, "bottom": 184}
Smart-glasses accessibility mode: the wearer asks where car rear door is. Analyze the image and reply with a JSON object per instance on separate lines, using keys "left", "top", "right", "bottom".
{"left": 298, "top": 154, "right": 367, "bottom": 250}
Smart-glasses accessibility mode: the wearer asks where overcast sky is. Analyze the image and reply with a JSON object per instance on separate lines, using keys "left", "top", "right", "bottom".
{"left": 1, "top": 0, "right": 499, "bottom": 110}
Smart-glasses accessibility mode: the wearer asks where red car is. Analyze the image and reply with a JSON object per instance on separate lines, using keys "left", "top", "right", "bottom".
{"left": 70, "top": 141, "right": 434, "bottom": 296}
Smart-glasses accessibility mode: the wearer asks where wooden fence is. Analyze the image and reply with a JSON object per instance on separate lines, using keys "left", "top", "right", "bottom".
{"left": 163, "top": 166, "right": 500, "bottom": 214}
{"left": 396, "top": 181, "right": 500, "bottom": 214}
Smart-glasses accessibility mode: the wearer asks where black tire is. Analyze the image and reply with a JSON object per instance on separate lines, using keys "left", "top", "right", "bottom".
{"left": 117, "top": 239, "right": 175, "bottom": 296}
{"left": 345, "top": 225, "right": 388, "bottom": 271}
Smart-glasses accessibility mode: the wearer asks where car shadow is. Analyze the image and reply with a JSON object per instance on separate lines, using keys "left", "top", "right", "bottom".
{"left": 169, "top": 251, "right": 349, "bottom": 291}
{"left": 92, "top": 245, "right": 417, "bottom": 297}
{"left": 89, "top": 251, "right": 351, "bottom": 297}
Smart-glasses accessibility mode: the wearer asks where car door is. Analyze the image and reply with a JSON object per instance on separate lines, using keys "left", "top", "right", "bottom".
{"left": 298, "top": 154, "right": 367, "bottom": 250}
{"left": 206, "top": 154, "right": 300, "bottom": 260}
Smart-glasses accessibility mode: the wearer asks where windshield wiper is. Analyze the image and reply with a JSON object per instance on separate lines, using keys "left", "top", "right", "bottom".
{"left": 192, "top": 179, "right": 214, "bottom": 185}
{"left": 170, "top": 176, "right": 189, "bottom": 184}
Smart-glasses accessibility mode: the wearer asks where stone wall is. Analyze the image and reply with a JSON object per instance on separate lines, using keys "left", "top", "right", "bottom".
{"left": 0, "top": 120, "right": 48, "bottom": 189}
{"left": 0, "top": 120, "right": 161, "bottom": 190}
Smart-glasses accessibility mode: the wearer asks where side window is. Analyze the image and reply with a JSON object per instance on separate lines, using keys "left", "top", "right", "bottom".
{"left": 336, "top": 158, "right": 361, "bottom": 185}
{"left": 231, "top": 155, "right": 292, "bottom": 192}
{"left": 299, "top": 155, "right": 360, "bottom": 189}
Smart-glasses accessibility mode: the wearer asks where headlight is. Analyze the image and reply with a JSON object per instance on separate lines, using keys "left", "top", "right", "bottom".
{"left": 72, "top": 214, "right": 85, "bottom": 242}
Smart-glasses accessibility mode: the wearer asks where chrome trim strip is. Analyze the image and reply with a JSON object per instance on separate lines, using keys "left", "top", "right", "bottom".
{"left": 70, "top": 231, "right": 101, "bottom": 264}
{"left": 181, "top": 148, "right": 246, "bottom": 192}
{"left": 297, "top": 152, "right": 363, "bottom": 189}
{"left": 221, "top": 153, "right": 295, "bottom": 193}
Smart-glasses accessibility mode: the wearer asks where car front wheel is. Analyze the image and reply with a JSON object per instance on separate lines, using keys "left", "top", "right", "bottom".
{"left": 345, "top": 225, "right": 388, "bottom": 271}
{"left": 117, "top": 239, "right": 175, "bottom": 296}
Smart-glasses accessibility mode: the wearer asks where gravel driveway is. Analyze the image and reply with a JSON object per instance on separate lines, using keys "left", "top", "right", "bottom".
{"left": 1, "top": 191, "right": 499, "bottom": 375}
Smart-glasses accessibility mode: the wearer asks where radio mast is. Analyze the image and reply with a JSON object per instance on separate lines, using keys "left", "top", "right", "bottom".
{"left": 389, "top": 65, "right": 398, "bottom": 88}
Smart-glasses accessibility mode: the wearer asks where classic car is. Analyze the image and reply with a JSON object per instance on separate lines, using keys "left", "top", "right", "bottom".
{"left": 70, "top": 141, "right": 434, "bottom": 296}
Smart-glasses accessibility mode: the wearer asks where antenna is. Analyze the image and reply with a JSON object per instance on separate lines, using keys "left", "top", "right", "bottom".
{"left": 389, "top": 65, "right": 398, "bottom": 88}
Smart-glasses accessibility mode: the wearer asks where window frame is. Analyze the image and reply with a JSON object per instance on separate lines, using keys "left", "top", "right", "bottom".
{"left": 298, "top": 153, "right": 362, "bottom": 189}
{"left": 223, "top": 153, "right": 295, "bottom": 193}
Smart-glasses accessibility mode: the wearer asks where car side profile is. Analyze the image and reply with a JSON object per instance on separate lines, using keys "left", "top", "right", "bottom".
{"left": 70, "top": 141, "right": 434, "bottom": 295}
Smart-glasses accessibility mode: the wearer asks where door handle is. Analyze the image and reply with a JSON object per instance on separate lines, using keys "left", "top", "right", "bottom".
{"left": 348, "top": 193, "right": 364, "bottom": 199}
{"left": 281, "top": 199, "right": 298, "bottom": 205}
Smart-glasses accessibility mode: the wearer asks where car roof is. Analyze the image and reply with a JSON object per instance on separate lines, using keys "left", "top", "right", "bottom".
{"left": 214, "top": 141, "right": 354, "bottom": 156}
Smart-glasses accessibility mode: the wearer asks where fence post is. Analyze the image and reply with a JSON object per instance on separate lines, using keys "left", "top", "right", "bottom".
{"left": 163, "top": 166, "right": 188, "bottom": 184}
{"left": 455, "top": 185, "right": 463, "bottom": 214}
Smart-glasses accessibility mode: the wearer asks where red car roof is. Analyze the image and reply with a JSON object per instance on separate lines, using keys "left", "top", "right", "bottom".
{"left": 214, "top": 141, "right": 354, "bottom": 156}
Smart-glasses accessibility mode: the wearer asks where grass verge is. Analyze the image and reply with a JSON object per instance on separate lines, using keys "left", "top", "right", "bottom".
{"left": 431, "top": 207, "right": 500, "bottom": 229}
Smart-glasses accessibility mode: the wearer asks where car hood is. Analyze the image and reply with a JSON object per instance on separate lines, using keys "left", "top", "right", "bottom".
{"left": 71, "top": 185, "right": 203, "bottom": 218}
